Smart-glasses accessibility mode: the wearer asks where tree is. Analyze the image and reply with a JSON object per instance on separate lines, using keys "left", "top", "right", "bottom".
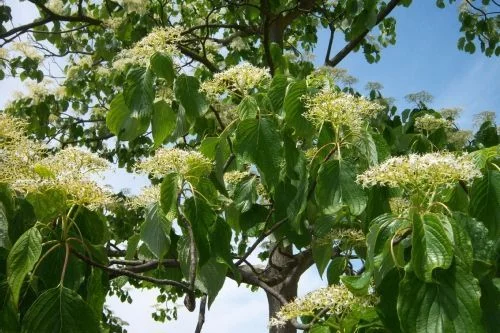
{"left": 0, "top": 1, "right": 499, "bottom": 333}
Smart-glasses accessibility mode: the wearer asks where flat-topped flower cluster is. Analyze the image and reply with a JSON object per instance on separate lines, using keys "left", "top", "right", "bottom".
{"left": 269, "top": 283, "right": 376, "bottom": 328}
{"left": 0, "top": 114, "right": 114, "bottom": 209}
{"left": 136, "top": 147, "right": 211, "bottom": 179}
{"left": 113, "top": 27, "right": 183, "bottom": 71}
{"left": 304, "top": 91, "right": 384, "bottom": 135}
{"left": 200, "top": 62, "right": 271, "bottom": 99}
{"left": 414, "top": 114, "right": 452, "bottom": 133}
{"left": 357, "top": 152, "right": 482, "bottom": 194}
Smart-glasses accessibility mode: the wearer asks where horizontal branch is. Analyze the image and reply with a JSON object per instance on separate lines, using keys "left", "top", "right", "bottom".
{"left": 72, "top": 250, "right": 190, "bottom": 292}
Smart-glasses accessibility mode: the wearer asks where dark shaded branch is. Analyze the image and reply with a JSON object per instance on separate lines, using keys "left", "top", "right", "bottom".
{"left": 326, "top": 0, "right": 402, "bottom": 67}
{"left": 194, "top": 295, "right": 208, "bottom": 333}
{"left": 72, "top": 250, "right": 190, "bottom": 291}
{"left": 178, "top": 45, "right": 219, "bottom": 72}
{"left": 234, "top": 214, "right": 286, "bottom": 267}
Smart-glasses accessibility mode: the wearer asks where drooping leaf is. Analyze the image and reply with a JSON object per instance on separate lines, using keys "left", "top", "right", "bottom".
{"left": 140, "top": 204, "right": 172, "bottom": 259}
{"left": 470, "top": 170, "right": 500, "bottom": 239}
{"left": 160, "top": 172, "right": 179, "bottom": 214}
{"left": 315, "top": 160, "right": 367, "bottom": 215}
{"left": 411, "top": 213, "right": 454, "bottom": 282}
{"left": 123, "top": 67, "right": 154, "bottom": 119}
{"left": 174, "top": 75, "right": 207, "bottom": 121}
{"left": 283, "top": 80, "right": 314, "bottom": 136}
{"left": 312, "top": 241, "right": 332, "bottom": 276}
{"left": 197, "top": 257, "right": 227, "bottom": 308}
{"left": 341, "top": 270, "right": 372, "bottom": 296}
{"left": 26, "top": 188, "right": 67, "bottom": 222}
{"left": 267, "top": 74, "right": 289, "bottom": 112}
{"left": 150, "top": 52, "right": 175, "bottom": 85}
{"left": 7, "top": 227, "right": 42, "bottom": 306}
{"left": 182, "top": 197, "right": 216, "bottom": 266}
{"left": 327, "top": 257, "right": 347, "bottom": 285}
{"left": 235, "top": 117, "right": 283, "bottom": 189}
{"left": 397, "top": 265, "right": 483, "bottom": 333}
{"left": 106, "top": 93, "right": 149, "bottom": 141}
{"left": 151, "top": 99, "right": 176, "bottom": 146}
{"left": 236, "top": 95, "right": 259, "bottom": 119}
{"left": 22, "top": 286, "right": 100, "bottom": 333}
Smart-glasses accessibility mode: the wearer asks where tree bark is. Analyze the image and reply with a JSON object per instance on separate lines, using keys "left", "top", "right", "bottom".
{"left": 265, "top": 245, "right": 300, "bottom": 333}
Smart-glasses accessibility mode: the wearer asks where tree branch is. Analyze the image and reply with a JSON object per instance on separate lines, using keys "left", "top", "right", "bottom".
{"left": 326, "top": 0, "right": 402, "bottom": 67}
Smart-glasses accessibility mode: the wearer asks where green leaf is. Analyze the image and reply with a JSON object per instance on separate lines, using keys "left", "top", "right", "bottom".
{"left": 470, "top": 170, "right": 500, "bottom": 239}
{"left": 267, "top": 74, "right": 288, "bottom": 112}
{"left": 397, "top": 265, "right": 483, "bottom": 333}
{"left": 232, "top": 176, "right": 258, "bottom": 213}
{"left": 26, "top": 188, "right": 67, "bottom": 222}
{"left": 341, "top": 270, "right": 372, "bottom": 296}
{"left": 160, "top": 173, "right": 179, "bottom": 213}
{"left": 151, "top": 100, "right": 176, "bottom": 146}
{"left": 150, "top": 52, "right": 175, "bottom": 85}
{"left": 283, "top": 80, "right": 314, "bottom": 137}
{"left": 236, "top": 95, "right": 259, "bottom": 119}
{"left": 7, "top": 227, "right": 42, "bottom": 306}
{"left": 123, "top": 67, "right": 154, "bottom": 119}
{"left": 22, "top": 286, "right": 100, "bottom": 333}
{"left": 174, "top": 75, "right": 207, "bottom": 121}
{"left": 125, "top": 233, "right": 140, "bottom": 260}
{"left": 411, "top": 213, "right": 454, "bottom": 282}
{"left": 197, "top": 257, "right": 227, "bottom": 308}
{"left": 140, "top": 204, "right": 172, "bottom": 259}
{"left": 106, "top": 93, "right": 149, "bottom": 141}
{"left": 0, "top": 202, "right": 10, "bottom": 249}
{"left": 312, "top": 241, "right": 331, "bottom": 276}
{"left": 315, "top": 160, "right": 367, "bottom": 215}
{"left": 183, "top": 197, "right": 216, "bottom": 266}
{"left": 327, "top": 257, "right": 346, "bottom": 285}
{"left": 235, "top": 118, "right": 283, "bottom": 189}
{"left": 74, "top": 208, "right": 108, "bottom": 245}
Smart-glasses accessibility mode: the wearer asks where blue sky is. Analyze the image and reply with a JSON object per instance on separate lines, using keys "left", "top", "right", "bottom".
{"left": 1, "top": 1, "right": 499, "bottom": 332}
{"left": 314, "top": 1, "right": 499, "bottom": 129}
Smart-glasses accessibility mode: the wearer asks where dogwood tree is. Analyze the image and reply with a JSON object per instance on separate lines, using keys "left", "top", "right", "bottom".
{"left": 0, "top": 1, "right": 499, "bottom": 333}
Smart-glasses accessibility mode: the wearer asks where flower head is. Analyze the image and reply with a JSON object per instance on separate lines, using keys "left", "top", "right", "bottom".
{"left": 414, "top": 114, "right": 452, "bottom": 133}
{"left": 269, "top": 284, "right": 376, "bottom": 327}
{"left": 136, "top": 148, "right": 212, "bottom": 179}
{"left": 10, "top": 41, "right": 43, "bottom": 62}
{"left": 113, "top": 27, "right": 182, "bottom": 70}
{"left": 357, "top": 152, "right": 482, "bottom": 194}
{"left": 127, "top": 185, "right": 161, "bottom": 209}
{"left": 304, "top": 91, "right": 383, "bottom": 134}
{"left": 200, "top": 63, "right": 270, "bottom": 99}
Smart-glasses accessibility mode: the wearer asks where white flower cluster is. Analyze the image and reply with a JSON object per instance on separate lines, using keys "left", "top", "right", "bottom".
{"left": 357, "top": 152, "right": 482, "bottom": 193}
{"left": 199, "top": 62, "right": 271, "bottom": 99}
{"left": 66, "top": 55, "right": 94, "bottom": 79}
{"left": 9, "top": 41, "right": 43, "bottom": 62}
{"left": 306, "top": 67, "right": 357, "bottom": 89}
{"left": 45, "top": 0, "right": 65, "bottom": 14}
{"left": 304, "top": 91, "right": 384, "bottom": 134}
{"left": 223, "top": 170, "right": 248, "bottom": 185}
{"left": 474, "top": 111, "right": 496, "bottom": 127}
{"left": 414, "top": 114, "right": 452, "bottom": 133}
{"left": 389, "top": 197, "right": 411, "bottom": 215}
{"left": 269, "top": 284, "right": 376, "bottom": 327}
{"left": 447, "top": 130, "right": 472, "bottom": 148}
{"left": 316, "top": 228, "right": 365, "bottom": 246}
{"left": 440, "top": 107, "right": 462, "bottom": 120}
{"left": 136, "top": 148, "right": 212, "bottom": 179}
{"left": 0, "top": 114, "right": 114, "bottom": 210}
{"left": 6, "top": 79, "right": 66, "bottom": 106}
{"left": 127, "top": 185, "right": 161, "bottom": 209}
{"left": 113, "top": 27, "right": 183, "bottom": 71}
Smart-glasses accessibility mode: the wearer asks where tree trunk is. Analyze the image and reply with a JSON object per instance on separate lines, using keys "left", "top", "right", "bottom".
{"left": 265, "top": 245, "right": 299, "bottom": 333}
{"left": 266, "top": 280, "right": 298, "bottom": 333}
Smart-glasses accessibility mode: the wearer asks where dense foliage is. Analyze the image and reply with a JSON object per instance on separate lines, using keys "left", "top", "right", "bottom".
{"left": 0, "top": 1, "right": 499, "bottom": 333}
